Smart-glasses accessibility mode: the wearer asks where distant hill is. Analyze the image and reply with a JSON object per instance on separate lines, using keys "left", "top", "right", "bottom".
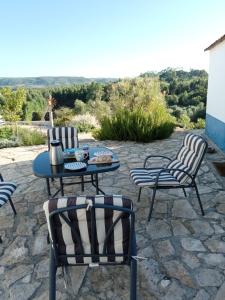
{"left": 0, "top": 76, "right": 117, "bottom": 87}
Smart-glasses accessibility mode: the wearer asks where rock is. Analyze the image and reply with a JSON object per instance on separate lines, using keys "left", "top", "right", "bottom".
{"left": 187, "top": 220, "right": 214, "bottom": 235}
{"left": 64, "top": 265, "right": 87, "bottom": 297}
{"left": 197, "top": 253, "right": 225, "bottom": 268}
{"left": 16, "top": 216, "right": 37, "bottom": 236}
{"left": 9, "top": 282, "right": 41, "bottom": 300}
{"left": 35, "top": 258, "right": 49, "bottom": 279}
{"left": 162, "top": 280, "right": 186, "bottom": 300}
{"left": 5, "top": 264, "right": 33, "bottom": 287}
{"left": 216, "top": 203, "right": 225, "bottom": 214}
{"left": 172, "top": 200, "right": 197, "bottom": 219}
{"left": 204, "top": 239, "right": 225, "bottom": 253}
{"left": 0, "top": 236, "right": 28, "bottom": 265}
{"left": 215, "top": 281, "right": 225, "bottom": 300}
{"left": 195, "top": 268, "right": 224, "bottom": 287}
{"left": 0, "top": 215, "right": 14, "bottom": 229}
{"left": 147, "top": 220, "right": 171, "bottom": 239}
{"left": 171, "top": 220, "right": 190, "bottom": 236}
{"left": 163, "top": 260, "right": 195, "bottom": 288}
{"left": 154, "top": 240, "right": 175, "bottom": 258}
{"left": 193, "top": 289, "right": 210, "bottom": 300}
{"left": 181, "top": 238, "right": 206, "bottom": 252}
{"left": 181, "top": 252, "right": 200, "bottom": 269}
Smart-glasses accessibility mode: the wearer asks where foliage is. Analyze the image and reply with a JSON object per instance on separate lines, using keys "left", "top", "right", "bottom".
{"left": 0, "top": 126, "right": 45, "bottom": 148}
{"left": 0, "top": 87, "right": 26, "bottom": 122}
{"left": 0, "top": 126, "right": 13, "bottom": 139}
{"left": 178, "top": 114, "right": 194, "bottom": 129}
{"left": 23, "top": 89, "right": 48, "bottom": 121}
{"left": 95, "top": 99, "right": 175, "bottom": 142}
{"left": 74, "top": 99, "right": 87, "bottom": 114}
{"left": 54, "top": 107, "right": 74, "bottom": 126}
{"left": 17, "top": 127, "right": 45, "bottom": 146}
{"left": 72, "top": 114, "right": 99, "bottom": 133}
{"left": 195, "top": 118, "right": 205, "bottom": 129}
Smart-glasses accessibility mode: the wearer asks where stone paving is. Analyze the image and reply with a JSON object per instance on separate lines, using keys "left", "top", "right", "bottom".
{"left": 0, "top": 130, "right": 225, "bottom": 299}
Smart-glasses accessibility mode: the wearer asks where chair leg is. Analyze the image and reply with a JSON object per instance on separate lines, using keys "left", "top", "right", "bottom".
{"left": 130, "top": 258, "right": 137, "bottom": 300}
{"left": 137, "top": 187, "right": 142, "bottom": 202}
{"left": 194, "top": 182, "right": 204, "bottom": 216}
{"left": 49, "top": 247, "right": 57, "bottom": 300}
{"left": 148, "top": 188, "right": 157, "bottom": 222}
{"left": 81, "top": 176, "right": 84, "bottom": 192}
{"left": 182, "top": 188, "right": 187, "bottom": 197}
{"left": 8, "top": 196, "right": 17, "bottom": 215}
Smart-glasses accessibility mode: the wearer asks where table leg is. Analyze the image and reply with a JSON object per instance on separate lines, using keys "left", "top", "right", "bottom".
{"left": 81, "top": 176, "right": 84, "bottom": 192}
{"left": 60, "top": 177, "right": 64, "bottom": 196}
{"left": 95, "top": 174, "right": 99, "bottom": 194}
{"left": 46, "top": 178, "right": 51, "bottom": 196}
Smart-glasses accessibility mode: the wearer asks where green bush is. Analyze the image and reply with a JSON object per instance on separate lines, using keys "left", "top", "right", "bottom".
{"left": 95, "top": 100, "right": 175, "bottom": 142}
{"left": 54, "top": 107, "right": 74, "bottom": 126}
{"left": 0, "top": 126, "right": 13, "bottom": 139}
{"left": 17, "top": 127, "right": 45, "bottom": 146}
{"left": 0, "top": 126, "right": 45, "bottom": 148}
{"left": 195, "top": 118, "right": 205, "bottom": 129}
{"left": 74, "top": 99, "right": 88, "bottom": 115}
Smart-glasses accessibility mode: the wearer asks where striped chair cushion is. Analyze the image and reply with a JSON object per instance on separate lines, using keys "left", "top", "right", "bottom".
{"left": 0, "top": 182, "right": 17, "bottom": 207}
{"left": 47, "top": 127, "right": 78, "bottom": 150}
{"left": 167, "top": 133, "right": 207, "bottom": 184}
{"left": 130, "top": 168, "right": 180, "bottom": 187}
{"left": 43, "top": 195, "right": 133, "bottom": 265}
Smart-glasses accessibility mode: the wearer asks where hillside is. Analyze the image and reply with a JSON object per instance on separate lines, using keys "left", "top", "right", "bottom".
{"left": 0, "top": 76, "right": 117, "bottom": 87}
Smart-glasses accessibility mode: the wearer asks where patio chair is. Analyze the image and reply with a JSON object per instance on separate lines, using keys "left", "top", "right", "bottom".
{"left": 43, "top": 195, "right": 137, "bottom": 300}
{"left": 130, "top": 133, "right": 208, "bottom": 221}
{"left": 47, "top": 126, "right": 86, "bottom": 194}
{"left": 0, "top": 173, "right": 17, "bottom": 215}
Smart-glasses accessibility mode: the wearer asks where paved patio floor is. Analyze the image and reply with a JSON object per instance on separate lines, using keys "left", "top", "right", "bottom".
{"left": 0, "top": 130, "right": 225, "bottom": 299}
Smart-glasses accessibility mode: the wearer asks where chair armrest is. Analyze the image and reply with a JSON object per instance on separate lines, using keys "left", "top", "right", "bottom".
{"left": 144, "top": 155, "right": 172, "bottom": 168}
{"left": 0, "top": 173, "right": 3, "bottom": 182}
{"left": 154, "top": 168, "right": 194, "bottom": 186}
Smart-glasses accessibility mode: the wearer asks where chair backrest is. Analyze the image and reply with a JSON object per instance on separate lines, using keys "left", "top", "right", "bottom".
{"left": 43, "top": 195, "right": 134, "bottom": 266}
{"left": 47, "top": 127, "right": 78, "bottom": 150}
{"left": 167, "top": 133, "right": 208, "bottom": 184}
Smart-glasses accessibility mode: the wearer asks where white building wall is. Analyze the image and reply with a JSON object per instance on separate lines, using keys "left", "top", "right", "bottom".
{"left": 206, "top": 40, "right": 225, "bottom": 123}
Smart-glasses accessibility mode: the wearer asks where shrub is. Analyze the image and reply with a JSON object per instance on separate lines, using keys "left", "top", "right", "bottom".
{"left": 17, "top": 127, "right": 46, "bottom": 146}
{"left": 195, "top": 118, "right": 205, "bottom": 129}
{"left": 0, "top": 126, "right": 13, "bottom": 139}
{"left": 54, "top": 107, "right": 74, "bottom": 126}
{"left": 72, "top": 113, "right": 99, "bottom": 133}
{"left": 178, "top": 114, "right": 194, "bottom": 129}
{"left": 0, "top": 138, "right": 20, "bottom": 149}
{"left": 95, "top": 100, "right": 175, "bottom": 142}
{"left": 74, "top": 99, "right": 87, "bottom": 115}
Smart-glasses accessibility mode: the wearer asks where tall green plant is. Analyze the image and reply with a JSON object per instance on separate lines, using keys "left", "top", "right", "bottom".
{"left": 0, "top": 87, "right": 26, "bottom": 122}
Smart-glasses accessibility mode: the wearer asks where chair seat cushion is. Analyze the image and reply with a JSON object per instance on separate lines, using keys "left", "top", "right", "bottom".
{"left": 0, "top": 182, "right": 17, "bottom": 207}
{"left": 130, "top": 168, "right": 180, "bottom": 187}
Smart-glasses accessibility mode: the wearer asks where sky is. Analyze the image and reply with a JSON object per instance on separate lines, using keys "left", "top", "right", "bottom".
{"left": 0, "top": 0, "right": 224, "bottom": 78}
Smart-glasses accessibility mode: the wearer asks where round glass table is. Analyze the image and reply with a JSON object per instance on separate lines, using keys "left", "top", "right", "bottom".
{"left": 32, "top": 147, "right": 120, "bottom": 197}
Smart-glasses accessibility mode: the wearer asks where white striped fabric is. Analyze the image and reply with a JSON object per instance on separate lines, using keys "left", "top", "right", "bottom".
{"left": 43, "top": 195, "right": 133, "bottom": 265}
{"left": 130, "top": 133, "right": 207, "bottom": 187}
{"left": 0, "top": 182, "right": 17, "bottom": 207}
{"left": 167, "top": 133, "right": 207, "bottom": 184}
{"left": 47, "top": 127, "right": 78, "bottom": 150}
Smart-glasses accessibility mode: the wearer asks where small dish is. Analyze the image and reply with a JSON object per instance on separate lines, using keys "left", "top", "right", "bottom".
{"left": 64, "top": 162, "right": 87, "bottom": 171}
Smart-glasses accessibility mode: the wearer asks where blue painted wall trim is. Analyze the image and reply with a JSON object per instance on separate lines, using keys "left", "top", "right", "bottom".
{"left": 206, "top": 113, "right": 225, "bottom": 152}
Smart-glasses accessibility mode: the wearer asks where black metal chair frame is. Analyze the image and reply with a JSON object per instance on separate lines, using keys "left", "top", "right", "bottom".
{"left": 137, "top": 138, "right": 208, "bottom": 221}
{"left": 47, "top": 128, "right": 93, "bottom": 195}
{"left": 0, "top": 173, "right": 17, "bottom": 216}
{"left": 47, "top": 202, "right": 137, "bottom": 300}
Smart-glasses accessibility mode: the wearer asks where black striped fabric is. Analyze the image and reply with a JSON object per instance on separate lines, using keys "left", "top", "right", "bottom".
{"left": 130, "top": 133, "right": 207, "bottom": 187}
{"left": 43, "top": 195, "right": 133, "bottom": 265}
{"left": 0, "top": 182, "right": 17, "bottom": 207}
{"left": 47, "top": 127, "right": 78, "bottom": 150}
{"left": 167, "top": 133, "right": 207, "bottom": 184}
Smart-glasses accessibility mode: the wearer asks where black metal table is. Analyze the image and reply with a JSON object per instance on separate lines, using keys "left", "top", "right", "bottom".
{"left": 32, "top": 147, "right": 120, "bottom": 197}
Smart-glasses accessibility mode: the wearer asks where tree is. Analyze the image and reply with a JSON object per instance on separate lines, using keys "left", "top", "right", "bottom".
{"left": 0, "top": 87, "right": 26, "bottom": 122}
